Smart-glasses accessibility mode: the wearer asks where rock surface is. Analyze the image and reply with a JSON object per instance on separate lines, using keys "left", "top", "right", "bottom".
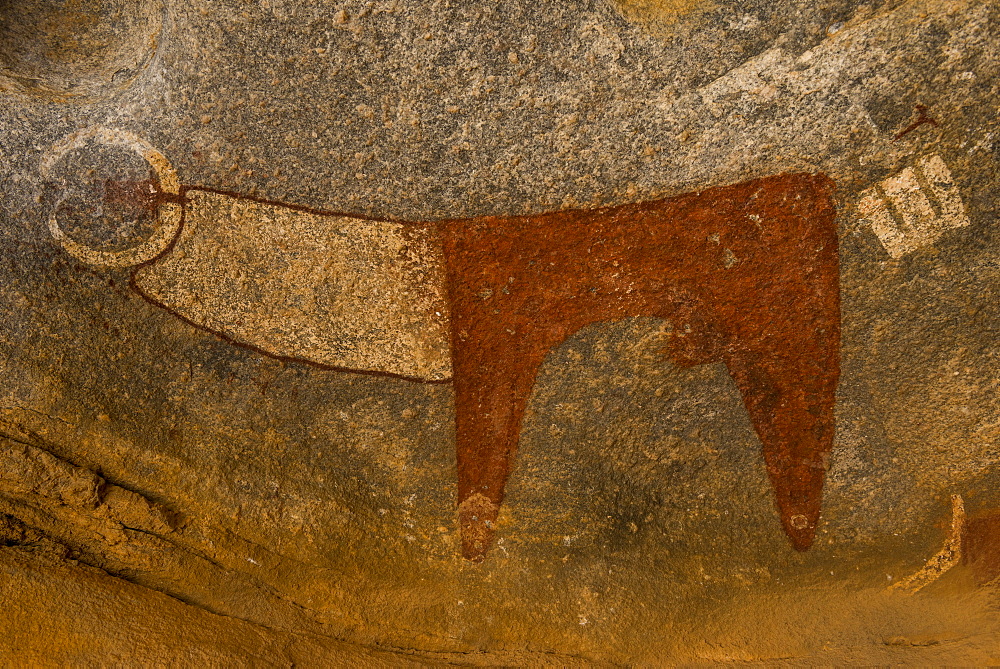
{"left": 3, "top": 0, "right": 1000, "bottom": 663}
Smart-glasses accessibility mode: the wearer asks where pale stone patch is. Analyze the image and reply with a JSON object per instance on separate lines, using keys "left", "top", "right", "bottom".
{"left": 133, "top": 190, "right": 452, "bottom": 381}
{"left": 890, "top": 494, "right": 965, "bottom": 594}
{"left": 858, "top": 154, "right": 969, "bottom": 259}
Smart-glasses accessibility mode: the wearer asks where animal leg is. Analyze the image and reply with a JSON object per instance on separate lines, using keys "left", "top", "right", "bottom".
{"left": 725, "top": 342, "right": 838, "bottom": 551}
{"left": 452, "top": 337, "right": 549, "bottom": 561}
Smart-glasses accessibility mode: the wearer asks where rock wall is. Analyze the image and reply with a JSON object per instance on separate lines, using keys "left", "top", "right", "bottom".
{"left": 3, "top": 0, "right": 1000, "bottom": 663}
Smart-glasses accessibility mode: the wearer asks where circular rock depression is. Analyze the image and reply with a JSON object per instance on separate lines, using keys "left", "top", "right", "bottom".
{"left": 0, "top": 0, "right": 164, "bottom": 101}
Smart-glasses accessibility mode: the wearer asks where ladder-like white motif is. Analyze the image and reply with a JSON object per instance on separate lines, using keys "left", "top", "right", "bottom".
{"left": 858, "top": 154, "right": 969, "bottom": 259}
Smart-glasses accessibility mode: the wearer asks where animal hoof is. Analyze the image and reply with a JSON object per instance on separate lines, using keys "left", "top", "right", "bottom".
{"left": 458, "top": 493, "right": 500, "bottom": 562}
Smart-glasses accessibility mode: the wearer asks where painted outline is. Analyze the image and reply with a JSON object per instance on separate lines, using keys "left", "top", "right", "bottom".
{"left": 40, "top": 126, "right": 183, "bottom": 268}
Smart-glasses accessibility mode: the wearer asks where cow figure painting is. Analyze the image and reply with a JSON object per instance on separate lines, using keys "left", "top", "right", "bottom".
{"left": 44, "top": 128, "right": 841, "bottom": 562}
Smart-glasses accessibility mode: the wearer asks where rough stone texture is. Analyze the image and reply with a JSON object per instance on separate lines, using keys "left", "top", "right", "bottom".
{"left": 3, "top": 0, "right": 1000, "bottom": 663}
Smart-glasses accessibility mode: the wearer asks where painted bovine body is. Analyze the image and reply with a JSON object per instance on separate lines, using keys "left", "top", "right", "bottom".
{"left": 438, "top": 172, "right": 839, "bottom": 560}
{"left": 122, "top": 166, "right": 839, "bottom": 562}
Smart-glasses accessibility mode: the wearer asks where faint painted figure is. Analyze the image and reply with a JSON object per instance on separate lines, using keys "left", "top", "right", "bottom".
{"left": 43, "top": 128, "right": 842, "bottom": 562}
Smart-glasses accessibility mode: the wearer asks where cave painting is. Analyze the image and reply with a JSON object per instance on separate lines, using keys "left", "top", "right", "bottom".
{"left": 857, "top": 154, "right": 968, "bottom": 259}
{"left": 43, "top": 127, "right": 841, "bottom": 561}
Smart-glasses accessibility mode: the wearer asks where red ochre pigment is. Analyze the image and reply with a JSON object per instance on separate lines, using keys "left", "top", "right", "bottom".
{"left": 131, "top": 172, "right": 840, "bottom": 562}
{"left": 438, "top": 172, "right": 839, "bottom": 560}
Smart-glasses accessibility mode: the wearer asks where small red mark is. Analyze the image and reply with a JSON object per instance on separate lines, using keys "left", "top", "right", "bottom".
{"left": 895, "top": 104, "right": 939, "bottom": 140}
{"left": 103, "top": 173, "right": 186, "bottom": 213}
